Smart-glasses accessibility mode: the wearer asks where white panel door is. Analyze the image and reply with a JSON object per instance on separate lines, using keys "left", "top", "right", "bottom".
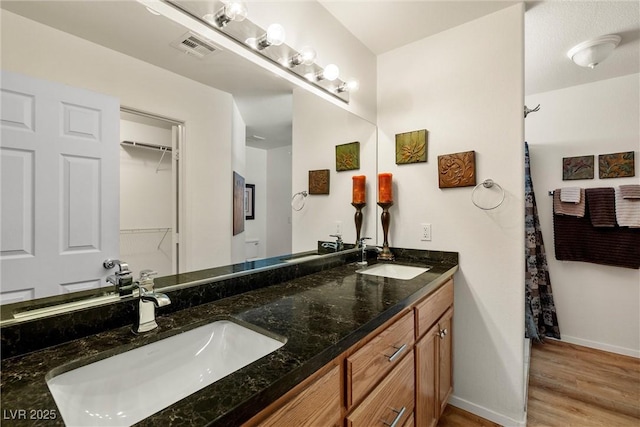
{"left": 0, "top": 71, "right": 120, "bottom": 303}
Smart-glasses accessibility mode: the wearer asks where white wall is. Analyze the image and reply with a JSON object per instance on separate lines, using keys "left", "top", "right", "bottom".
{"left": 526, "top": 74, "right": 640, "bottom": 357}
{"left": 246, "top": 146, "right": 268, "bottom": 259}
{"left": 292, "top": 89, "right": 378, "bottom": 252}
{"left": 119, "top": 119, "right": 173, "bottom": 278}
{"left": 266, "top": 145, "right": 292, "bottom": 257}
{"left": 231, "top": 102, "right": 247, "bottom": 264}
{"left": 1, "top": 10, "right": 234, "bottom": 273}
{"left": 377, "top": 5, "right": 526, "bottom": 426}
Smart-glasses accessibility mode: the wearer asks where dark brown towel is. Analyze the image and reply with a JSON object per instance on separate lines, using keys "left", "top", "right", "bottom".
{"left": 585, "top": 188, "right": 616, "bottom": 227}
{"left": 553, "top": 213, "right": 640, "bottom": 269}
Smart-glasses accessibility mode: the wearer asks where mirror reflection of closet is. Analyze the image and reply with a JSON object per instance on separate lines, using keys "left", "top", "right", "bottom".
{"left": 119, "top": 110, "right": 181, "bottom": 279}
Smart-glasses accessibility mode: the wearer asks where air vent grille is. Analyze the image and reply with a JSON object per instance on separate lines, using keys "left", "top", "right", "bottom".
{"left": 170, "top": 32, "right": 220, "bottom": 58}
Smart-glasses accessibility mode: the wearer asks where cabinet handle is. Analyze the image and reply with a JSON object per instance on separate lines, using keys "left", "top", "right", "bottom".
{"left": 438, "top": 328, "right": 448, "bottom": 339}
{"left": 386, "top": 343, "right": 407, "bottom": 363}
{"left": 382, "top": 406, "right": 406, "bottom": 427}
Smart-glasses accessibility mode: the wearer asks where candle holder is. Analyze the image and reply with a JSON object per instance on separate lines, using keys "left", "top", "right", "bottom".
{"left": 351, "top": 202, "right": 366, "bottom": 244}
{"left": 377, "top": 202, "right": 395, "bottom": 260}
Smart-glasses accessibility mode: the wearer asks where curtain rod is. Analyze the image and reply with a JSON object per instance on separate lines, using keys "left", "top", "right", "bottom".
{"left": 121, "top": 140, "right": 172, "bottom": 152}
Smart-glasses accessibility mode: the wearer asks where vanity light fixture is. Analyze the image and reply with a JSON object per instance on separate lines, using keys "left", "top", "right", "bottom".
{"left": 250, "top": 23, "right": 286, "bottom": 50}
{"left": 204, "top": 1, "right": 248, "bottom": 28}
{"left": 567, "top": 34, "right": 621, "bottom": 69}
{"left": 284, "top": 46, "right": 317, "bottom": 68}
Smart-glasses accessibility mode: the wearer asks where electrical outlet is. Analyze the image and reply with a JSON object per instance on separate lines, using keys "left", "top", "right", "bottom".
{"left": 335, "top": 221, "right": 343, "bottom": 235}
{"left": 421, "top": 223, "right": 432, "bottom": 241}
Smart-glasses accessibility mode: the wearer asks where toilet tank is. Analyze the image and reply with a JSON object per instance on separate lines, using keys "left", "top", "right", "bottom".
{"left": 245, "top": 239, "right": 260, "bottom": 261}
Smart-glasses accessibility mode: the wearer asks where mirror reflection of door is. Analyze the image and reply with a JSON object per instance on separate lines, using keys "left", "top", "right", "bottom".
{"left": 119, "top": 110, "right": 180, "bottom": 280}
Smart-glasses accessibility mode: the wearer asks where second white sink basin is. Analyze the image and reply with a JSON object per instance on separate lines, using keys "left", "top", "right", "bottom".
{"left": 46, "top": 320, "right": 285, "bottom": 427}
{"left": 357, "top": 263, "right": 431, "bottom": 280}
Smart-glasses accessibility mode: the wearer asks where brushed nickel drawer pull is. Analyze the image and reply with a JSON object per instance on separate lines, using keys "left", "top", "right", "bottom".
{"left": 382, "top": 406, "right": 406, "bottom": 427}
{"left": 386, "top": 343, "right": 407, "bottom": 362}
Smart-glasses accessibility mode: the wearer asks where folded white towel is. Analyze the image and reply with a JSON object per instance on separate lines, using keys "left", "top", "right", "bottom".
{"left": 614, "top": 187, "right": 640, "bottom": 227}
{"left": 560, "top": 187, "right": 581, "bottom": 203}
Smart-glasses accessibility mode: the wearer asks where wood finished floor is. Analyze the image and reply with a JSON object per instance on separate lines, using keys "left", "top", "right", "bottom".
{"left": 437, "top": 339, "right": 640, "bottom": 427}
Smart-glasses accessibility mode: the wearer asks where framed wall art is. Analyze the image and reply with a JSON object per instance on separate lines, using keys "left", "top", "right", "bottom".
{"left": 437, "top": 150, "right": 476, "bottom": 188}
{"left": 245, "top": 184, "right": 255, "bottom": 220}
{"left": 599, "top": 151, "right": 635, "bottom": 178}
{"left": 309, "top": 169, "right": 330, "bottom": 194}
{"left": 562, "top": 155, "right": 594, "bottom": 180}
{"left": 233, "top": 171, "right": 245, "bottom": 235}
{"left": 335, "top": 141, "right": 360, "bottom": 171}
{"left": 396, "top": 129, "right": 427, "bottom": 164}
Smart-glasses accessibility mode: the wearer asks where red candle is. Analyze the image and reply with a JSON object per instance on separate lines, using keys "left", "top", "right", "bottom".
{"left": 378, "top": 173, "right": 393, "bottom": 203}
{"left": 352, "top": 175, "right": 366, "bottom": 204}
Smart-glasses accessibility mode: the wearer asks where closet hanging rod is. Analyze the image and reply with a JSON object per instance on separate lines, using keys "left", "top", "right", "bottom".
{"left": 121, "top": 140, "right": 172, "bottom": 152}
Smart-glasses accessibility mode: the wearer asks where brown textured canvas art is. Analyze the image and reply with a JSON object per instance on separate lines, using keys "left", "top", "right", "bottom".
{"left": 438, "top": 150, "right": 476, "bottom": 188}
{"left": 309, "top": 169, "right": 330, "bottom": 194}
{"left": 599, "top": 151, "right": 635, "bottom": 178}
{"left": 562, "top": 155, "right": 594, "bottom": 180}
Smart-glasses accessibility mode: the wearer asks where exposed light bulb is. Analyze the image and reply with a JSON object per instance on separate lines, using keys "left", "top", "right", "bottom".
{"left": 286, "top": 46, "right": 317, "bottom": 68}
{"left": 206, "top": 1, "right": 248, "bottom": 28}
{"left": 255, "top": 23, "right": 286, "bottom": 50}
{"left": 337, "top": 78, "right": 360, "bottom": 93}
{"left": 319, "top": 64, "right": 340, "bottom": 81}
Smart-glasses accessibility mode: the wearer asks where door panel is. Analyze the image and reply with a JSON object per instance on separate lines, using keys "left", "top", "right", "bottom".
{"left": 1, "top": 71, "right": 120, "bottom": 303}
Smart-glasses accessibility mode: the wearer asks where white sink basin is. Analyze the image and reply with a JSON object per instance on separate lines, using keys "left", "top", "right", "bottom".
{"left": 46, "top": 320, "right": 285, "bottom": 427}
{"left": 357, "top": 263, "right": 431, "bottom": 280}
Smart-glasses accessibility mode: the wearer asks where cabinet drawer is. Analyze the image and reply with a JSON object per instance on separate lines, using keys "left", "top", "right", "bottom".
{"left": 346, "top": 311, "right": 415, "bottom": 407}
{"left": 415, "top": 279, "right": 453, "bottom": 339}
{"left": 346, "top": 351, "right": 415, "bottom": 427}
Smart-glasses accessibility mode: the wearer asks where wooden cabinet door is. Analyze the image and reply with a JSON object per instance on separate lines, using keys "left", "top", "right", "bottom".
{"left": 438, "top": 308, "right": 453, "bottom": 416}
{"left": 415, "top": 323, "right": 438, "bottom": 427}
{"left": 346, "top": 352, "right": 415, "bottom": 427}
{"left": 258, "top": 365, "right": 341, "bottom": 427}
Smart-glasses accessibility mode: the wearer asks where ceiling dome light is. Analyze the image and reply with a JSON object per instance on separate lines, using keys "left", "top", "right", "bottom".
{"left": 205, "top": 1, "right": 248, "bottom": 28}
{"left": 255, "top": 23, "right": 286, "bottom": 50}
{"left": 318, "top": 64, "right": 340, "bottom": 81}
{"left": 567, "top": 34, "right": 621, "bottom": 69}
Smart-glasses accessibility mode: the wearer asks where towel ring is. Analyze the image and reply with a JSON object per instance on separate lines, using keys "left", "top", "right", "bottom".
{"left": 291, "top": 191, "right": 308, "bottom": 211}
{"left": 472, "top": 179, "right": 505, "bottom": 210}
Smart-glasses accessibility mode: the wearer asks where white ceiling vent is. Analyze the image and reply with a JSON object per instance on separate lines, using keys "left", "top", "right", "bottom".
{"left": 170, "top": 32, "right": 220, "bottom": 59}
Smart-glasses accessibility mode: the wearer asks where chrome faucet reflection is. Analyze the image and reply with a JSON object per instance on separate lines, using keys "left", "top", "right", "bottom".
{"left": 133, "top": 269, "right": 171, "bottom": 334}
{"left": 322, "top": 234, "right": 344, "bottom": 252}
{"left": 104, "top": 259, "right": 135, "bottom": 296}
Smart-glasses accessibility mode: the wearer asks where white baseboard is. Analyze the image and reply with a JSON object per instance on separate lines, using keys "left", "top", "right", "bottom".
{"left": 558, "top": 335, "right": 640, "bottom": 358}
{"left": 448, "top": 395, "right": 526, "bottom": 427}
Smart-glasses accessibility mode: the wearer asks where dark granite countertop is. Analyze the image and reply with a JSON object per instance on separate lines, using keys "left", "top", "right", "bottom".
{"left": 1, "top": 253, "right": 457, "bottom": 427}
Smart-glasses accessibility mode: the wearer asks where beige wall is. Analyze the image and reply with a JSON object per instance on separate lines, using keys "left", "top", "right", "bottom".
{"left": 377, "top": 5, "right": 526, "bottom": 425}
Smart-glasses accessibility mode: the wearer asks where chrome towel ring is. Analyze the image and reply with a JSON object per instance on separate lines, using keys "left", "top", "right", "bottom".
{"left": 472, "top": 179, "right": 505, "bottom": 210}
{"left": 291, "top": 191, "right": 308, "bottom": 211}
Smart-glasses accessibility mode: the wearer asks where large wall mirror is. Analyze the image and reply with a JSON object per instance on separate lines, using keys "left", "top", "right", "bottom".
{"left": 0, "top": 0, "right": 377, "bottom": 319}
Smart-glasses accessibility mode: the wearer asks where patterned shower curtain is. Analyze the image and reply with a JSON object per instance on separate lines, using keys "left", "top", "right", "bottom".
{"left": 525, "top": 142, "right": 560, "bottom": 341}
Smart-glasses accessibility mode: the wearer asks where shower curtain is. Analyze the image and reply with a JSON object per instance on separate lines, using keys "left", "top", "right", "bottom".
{"left": 525, "top": 142, "right": 560, "bottom": 341}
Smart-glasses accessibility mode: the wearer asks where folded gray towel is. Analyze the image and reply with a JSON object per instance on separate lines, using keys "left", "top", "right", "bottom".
{"left": 620, "top": 185, "right": 640, "bottom": 199}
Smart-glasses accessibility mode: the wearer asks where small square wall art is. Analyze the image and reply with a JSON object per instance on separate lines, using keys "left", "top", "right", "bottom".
{"left": 599, "top": 151, "right": 635, "bottom": 178}
{"left": 309, "top": 169, "right": 330, "bottom": 194}
{"left": 438, "top": 150, "right": 476, "bottom": 188}
{"left": 232, "top": 171, "right": 245, "bottom": 236}
{"left": 562, "top": 155, "right": 594, "bottom": 180}
{"left": 335, "top": 141, "right": 360, "bottom": 171}
{"left": 396, "top": 129, "right": 427, "bottom": 164}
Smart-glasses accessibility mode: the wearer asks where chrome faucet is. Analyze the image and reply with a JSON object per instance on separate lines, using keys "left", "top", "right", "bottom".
{"left": 357, "top": 237, "right": 372, "bottom": 266}
{"left": 330, "top": 234, "right": 344, "bottom": 251}
{"left": 132, "top": 270, "right": 171, "bottom": 334}
{"left": 104, "top": 259, "right": 135, "bottom": 296}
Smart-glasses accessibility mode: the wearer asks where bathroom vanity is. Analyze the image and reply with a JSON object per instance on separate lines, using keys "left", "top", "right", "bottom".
{"left": 0, "top": 249, "right": 457, "bottom": 426}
